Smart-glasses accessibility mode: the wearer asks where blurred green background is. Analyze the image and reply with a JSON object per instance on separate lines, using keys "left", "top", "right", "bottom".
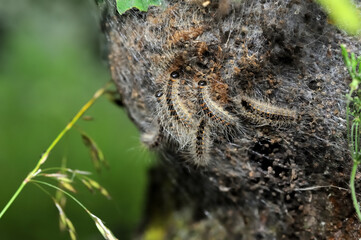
{"left": 0, "top": 0, "right": 151, "bottom": 239}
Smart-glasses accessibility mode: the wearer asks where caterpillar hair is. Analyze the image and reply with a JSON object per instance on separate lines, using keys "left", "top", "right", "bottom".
{"left": 197, "top": 80, "right": 238, "bottom": 127}
{"left": 235, "top": 95, "right": 298, "bottom": 126}
{"left": 140, "top": 121, "right": 164, "bottom": 149}
{"left": 189, "top": 118, "right": 211, "bottom": 166}
{"left": 155, "top": 70, "right": 195, "bottom": 145}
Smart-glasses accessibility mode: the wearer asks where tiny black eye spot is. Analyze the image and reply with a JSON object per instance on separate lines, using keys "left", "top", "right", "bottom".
{"left": 198, "top": 80, "right": 207, "bottom": 86}
{"left": 155, "top": 91, "right": 163, "bottom": 98}
{"left": 170, "top": 71, "right": 180, "bottom": 78}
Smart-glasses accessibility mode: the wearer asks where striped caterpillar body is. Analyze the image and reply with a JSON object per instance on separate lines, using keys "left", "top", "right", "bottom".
{"left": 189, "top": 118, "right": 211, "bottom": 166}
{"left": 155, "top": 71, "right": 195, "bottom": 145}
{"left": 165, "top": 71, "right": 193, "bottom": 127}
{"left": 152, "top": 68, "right": 296, "bottom": 166}
{"left": 198, "top": 80, "right": 237, "bottom": 127}
{"left": 236, "top": 95, "right": 298, "bottom": 125}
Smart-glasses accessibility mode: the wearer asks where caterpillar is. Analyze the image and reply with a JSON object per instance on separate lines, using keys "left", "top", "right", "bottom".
{"left": 197, "top": 80, "right": 237, "bottom": 127}
{"left": 155, "top": 70, "right": 195, "bottom": 145}
{"left": 141, "top": 122, "right": 164, "bottom": 149}
{"left": 236, "top": 95, "right": 298, "bottom": 125}
{"left": 189, "top": 118, "right": 211, "bottom": 166}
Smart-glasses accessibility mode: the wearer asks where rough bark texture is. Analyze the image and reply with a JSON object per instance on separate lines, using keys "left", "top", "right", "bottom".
{"left": 101, "top": 0, "right": 361, "bottom": 239}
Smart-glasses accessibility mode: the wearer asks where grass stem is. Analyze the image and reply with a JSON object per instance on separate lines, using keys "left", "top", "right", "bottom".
{"left": 0, "top": 81, "right": 111, "bottom": 220}
{"left": 350, "top": 161, "right": 361, "bottom": 220}
{"left": 31, "top": 180, "right": 89, "bottom": 213}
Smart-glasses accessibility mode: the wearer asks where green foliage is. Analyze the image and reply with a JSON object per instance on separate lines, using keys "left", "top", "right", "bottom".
{"left": 342, "top": 45, "right": 361, "bottom": 90}
{"left": 317, "top": 0, "right": 361, "bottom": 35}
{"left": 342, "top": 45, "right": 361, "bottom": 221}
{"left": 116, "top": 0, "right": 162, "bottom": 14}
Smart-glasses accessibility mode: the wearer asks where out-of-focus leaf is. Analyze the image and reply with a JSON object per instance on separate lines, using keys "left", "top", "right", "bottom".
{"left": 317, "top": 0, "right": 361, "bottom": 35}
{"left": 116, "top": 0, "right": 162, "bottom": 15}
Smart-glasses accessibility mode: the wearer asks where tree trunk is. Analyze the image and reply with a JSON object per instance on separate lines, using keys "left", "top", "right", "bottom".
{"left": 101, "top": 0, "right": 361, "bottom": 239}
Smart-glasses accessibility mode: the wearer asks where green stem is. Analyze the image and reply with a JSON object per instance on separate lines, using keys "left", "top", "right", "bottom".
{"left": 347, "top": 90, "right": 354, "bottom": 155}
{"left": 0, "top": 181, "right": 27, "bottom": 219}
{"left": 350, "top": 161, "right": 361, "bottom": 221}
{"left": 354, "top": 122, "right": 359, "bottom": 158}
{"left": 32, "top": 182, "right": 57, "bottom": 200}
{"left": 0, "top": 81, "right": 111, "bottom": 220}
{"left": 30, "top": 180, "right": 89, "bottom": 213}
{"left": 352, "top": 123, "right": 355, "bottom": 156}
{"left": 346, "top": 89, "right": 361, "bottom": 221}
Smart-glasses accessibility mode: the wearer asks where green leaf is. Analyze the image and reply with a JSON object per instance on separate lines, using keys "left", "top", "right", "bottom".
{"left": 341, "top": 45, "right": 361, "bottom": 90}
{"left": 116, "top": 0, "right": 162, "bottom": 14}
{"left": 341, "top": 44, "right": 351, "bottom": 67}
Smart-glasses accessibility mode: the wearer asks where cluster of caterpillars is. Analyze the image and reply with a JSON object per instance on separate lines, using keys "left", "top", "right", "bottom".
{"left": 145, "top": 68, "right": 298, "bottom": 166}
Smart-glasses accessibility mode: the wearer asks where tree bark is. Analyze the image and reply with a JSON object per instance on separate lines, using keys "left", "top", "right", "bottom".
{"left": 101, "top": 0, "right": 361, "bottom": 239}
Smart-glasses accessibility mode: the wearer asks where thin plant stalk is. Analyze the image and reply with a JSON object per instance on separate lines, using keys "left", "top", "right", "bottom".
{"left": 0, "top": 81, "right": 112, "bottom": 219}
{"left": 342, "top": 45, "right": 361, "bottom": 221}
{"left": 346, "top": 84, "right": 361, "bottom": 221}
{"left": 350, "top": 161, "right": 361, "bottom": 220}
{"left": 347, "top": 92, "right": 361, "bottom": 221}
{"left": 355, "top": 122, "right": 359, "bottom": 155}
{"left": 31, "top": 180, "right": 89, "bottom": 213}
{"left": 351, "top": 120, "right": 361, "bottom": 220}
{"left": 346, "top": 90, "right": 354, "bottom": 156}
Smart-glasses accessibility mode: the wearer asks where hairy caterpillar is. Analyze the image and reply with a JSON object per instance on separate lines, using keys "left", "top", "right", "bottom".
{"left": 235, "top": 95, "right": 298, "bottom": 125}
{"left": 155, "top": 71, "right": 195, "bottom": 145}
{"left": 189, "top": 118, "right": 211, "bottom": 166}
{"left": 198, "top": 80, "right": 237, "bottom": 127}
{"left": 141, "top": 123, "right": 164, "bottom": 149}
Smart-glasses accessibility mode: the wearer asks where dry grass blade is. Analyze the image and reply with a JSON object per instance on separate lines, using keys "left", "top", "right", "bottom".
{"left": 99, "top": 187, "right": 111, "bottom": 200}
{"left": 41, "top": 173, "right": 72, "bottom": 182}
{"left": 89, "top": 212, "right": 118, "bottom": 240}
{"left": 69, "top": 230, "right": 77, "bottom": 240}
{"left": 60, "top": 182, "right": 77, "bottom": 193}
{"left": 80, "top": 177, "right": 111, "bottom": 199}
{"left": 55, "top": 201, "right": 67, "bottom": 231}
{"left": 81, "top": 132, "right": 108, "bottom": 172}
{"left": 53, "top": 199, "right": 77, "bottom": 240}
{"left": 68, "top": 169, "right": 92, "bottom": 176}
{"left": 32, "top": 179, "right": 117, "bottom": 240}
{"left": 81, "top": 179, "right": 94, "bottom": 192}
{"left": 88, "top": 178, "right": 111, "bottom": 199}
